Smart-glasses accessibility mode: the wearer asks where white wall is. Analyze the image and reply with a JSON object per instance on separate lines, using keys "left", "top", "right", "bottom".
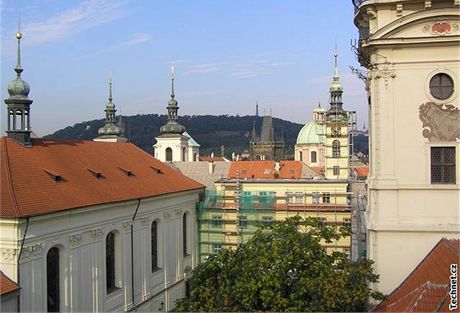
{"left": 0, "top": 190, "right": 200, "bottom": 312}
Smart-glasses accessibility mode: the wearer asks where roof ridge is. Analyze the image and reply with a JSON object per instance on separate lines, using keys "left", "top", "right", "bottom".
{"left": 1, "top": 138, "right": 21, "bottom": 217}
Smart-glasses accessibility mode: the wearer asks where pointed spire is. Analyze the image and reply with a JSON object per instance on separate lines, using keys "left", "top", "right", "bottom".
{"left": 160, "top": 66, "right": 185, "bottom": 135}
{"left": 5, "top": 22, "right": 33, "bottom": 146}
{"left": 330, "top": 48, "right": 343, "bottom": 93}
{"left": 108, "top": 71, "right": 113, "bottom": 104}
{"left": 170, "top": 65, "right": 175, "bottom": 98}
{"left": 95, "top": 73, "right": 125, "bottom": 141}
{"left": 15, "top": 16, "right": 23, "bottom": 77}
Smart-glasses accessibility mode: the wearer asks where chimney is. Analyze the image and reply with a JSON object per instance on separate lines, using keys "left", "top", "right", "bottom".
{"left": 208, "top": 161, "right": 214, "bottom": 174}
{"left": 274, "top": 161, "right": 281, "bottom": 178}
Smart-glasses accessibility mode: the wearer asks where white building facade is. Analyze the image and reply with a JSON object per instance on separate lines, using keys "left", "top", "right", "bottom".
{"left": 354, "top": 0, "right": 460, "bottom": 294}
{"left": 1, "top": 191, "right": 198, "bottom": 312}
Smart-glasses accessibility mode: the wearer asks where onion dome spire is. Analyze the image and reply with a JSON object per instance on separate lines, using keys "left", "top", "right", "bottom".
{"left": 328, "top": 48, "right": 345, "bottom": 114}
{"left": 160, "top": 66, "right": 186, "bottom": 135}
{"left": 5, "top": 20, "right": 33, "bottom": 146}
{"left": 96, "top": 73, "right": 124, "bottom": 139}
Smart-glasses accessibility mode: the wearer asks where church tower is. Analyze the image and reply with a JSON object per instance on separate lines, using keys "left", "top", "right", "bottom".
{"left": 5, "top": 28, "right": 33, "bottom": 146}
{"left": 324, "top": 51, "right": 350, "bottom": 180}
{"left": 94, "top": 74, "right": 127, "bottom": 142}
{"left": 154, "top": 67, "right": 190, "bottom": 162}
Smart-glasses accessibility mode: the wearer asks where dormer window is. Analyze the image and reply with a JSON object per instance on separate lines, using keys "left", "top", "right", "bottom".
{"left": 118, "top": 167, "right": 134, "bottom": 176}
{"left": 150, "top": 166, "right": 163, "bottom": 174}
{"left": 87, "top": 168, "right": 104, "bottom": 179}
{"left": 43, "top": 170, "right": 65, "bottom": 183}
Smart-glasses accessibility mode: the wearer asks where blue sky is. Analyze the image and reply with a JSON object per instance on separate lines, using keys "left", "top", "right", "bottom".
{"left": 1, "top": 0, "right": 367, "bottom": 136}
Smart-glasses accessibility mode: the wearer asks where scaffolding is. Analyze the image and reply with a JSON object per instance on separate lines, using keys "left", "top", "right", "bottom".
{"left": 197, "top": 187, "right": 355, "bottom": 262}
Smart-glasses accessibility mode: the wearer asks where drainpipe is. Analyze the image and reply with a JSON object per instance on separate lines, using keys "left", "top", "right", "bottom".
{"left": 130, "top": 199, "right": 141, "bottom": 310}
{"left": 17, "top": 217, "right": 30, "bottom": 312}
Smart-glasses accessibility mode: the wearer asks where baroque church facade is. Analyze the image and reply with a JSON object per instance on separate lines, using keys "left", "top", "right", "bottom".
{"left": 354, "top": 0, "right": 460, "bottom": 294}
{"left": 0, "top": 31, "right": 204, "bottom": 312}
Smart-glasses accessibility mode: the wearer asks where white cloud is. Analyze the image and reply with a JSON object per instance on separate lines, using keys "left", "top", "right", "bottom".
{"left": 184, "top": 63, "right": 222, "bottom": 75}
{"left": 21, "top": 0, "right": 129, "bottom": 46}
{"left": 76, "top": 33, "right": 152, "bottom": 60}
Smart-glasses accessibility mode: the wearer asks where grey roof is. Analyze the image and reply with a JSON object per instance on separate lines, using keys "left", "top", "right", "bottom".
{"left": 170, "top": 161, "right": 231, "bottom": 190}
{"left": 260, "top": 115, "right": 274, "bottom": 142}
{"left": 183, "top": 131, "right": 200, "bottom": 147}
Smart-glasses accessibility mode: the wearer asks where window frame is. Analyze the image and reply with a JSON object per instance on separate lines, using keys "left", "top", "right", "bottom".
{"left": 322, "top": 192, "right": 331, "bottom": 204}
{"left": 47, "top": 247, "right": 60, "bottom": 313}
{"left": 431, "top": 146, "right": 456, "bottom": 184}
{"left": 151, "top": 220, "right": 160, "bottom": 272}
{"left": 106, "top": 231, "right": 118, "bottom": 294}
{"left": 183, "top": 213, "right": 190, "bottom": 257}
{"left": 332, "top": 140, "right": 341, "bottom": 158}
{"left": 333, "top": 165, "right": 340, "bottom": 176}
{"left": 429, "top": 73, "right": 454, "bottom": 100}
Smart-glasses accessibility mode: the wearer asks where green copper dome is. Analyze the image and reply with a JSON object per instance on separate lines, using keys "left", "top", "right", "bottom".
{"left": 8, "top": 77, "right": 30, "bottom": 99}
{"left": 296, "top": 120, "right": 325, "bottom": 145}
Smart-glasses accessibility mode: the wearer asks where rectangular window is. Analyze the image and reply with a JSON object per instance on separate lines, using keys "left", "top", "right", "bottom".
{"left": 312, "top": 192, "right": 320, "bottom": 204}
{"left": 322, "top": 192, "right": 331, "bottom": 204}
{"left": 212, "top": 244, "right": 222, "bottom": 254}
{"left": 333, "top": 165, "right": 340, "bottom": 176}
{"left": 212, "top": 215, "right": 223, "bottom": 228}
{"left": 343, "top": 218, "right": 351, "bottom": 226}
{"left": 239, "top": 215, "right": 248, "bottom": 229}
{"left": 431, "top": 147, "right": 456, "bottom": 184}
{"left": 262, "top": 216, "right": 273, "bottom": 225}
{"left": 295, "top": 192, "right": 304, "bottom": 204}
{"left": 285, "top": 192, "right": 293, "bottom": 204}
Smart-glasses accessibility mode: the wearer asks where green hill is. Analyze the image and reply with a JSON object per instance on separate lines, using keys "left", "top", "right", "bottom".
{"left": 45, "top": 114, "right": 368, "bottom": 157}
{"left": 45, "top": 114, "right": 302, "bottom": 156}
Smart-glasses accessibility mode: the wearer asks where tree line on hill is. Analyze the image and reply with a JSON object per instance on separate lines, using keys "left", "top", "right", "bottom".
{"left": 45, "top": 114, "right": 368, "bottom": 157}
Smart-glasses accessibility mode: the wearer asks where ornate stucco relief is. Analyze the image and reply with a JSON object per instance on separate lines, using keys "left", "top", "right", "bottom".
{"left": 422, "top": 21, "right": 459, "bottom": 36}
{"left": 419, "top": 102, "right": 460, "bottom": 141}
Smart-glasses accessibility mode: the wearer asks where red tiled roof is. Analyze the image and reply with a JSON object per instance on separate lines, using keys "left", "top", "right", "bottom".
{"left": 374, "top": 238, "right": 460, "bottom": 312}
{"left": 1, "top": 137, "right": 204, "bottom": 217}
{"left": 353, "top": 166, "right": 369, "bottom": 177}
{"left": 0, "top": 271, "right": 19, "bottom": 296}
{"left": 227, "top": 161, "right": 304, "bottom": 179}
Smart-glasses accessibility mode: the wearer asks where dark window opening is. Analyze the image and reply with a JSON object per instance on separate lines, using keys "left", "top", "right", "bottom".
{"left": 429, "top": 73, "right": 454, "bottom": 100}
{"left": 166, "top": 148, "right": 173, "bottom": 162}
{"left": 332, "top": 140, "right": 341, "bottom": 158}
{"left": 311, "top": 151, "right": 317, "bottom": 163}
{"left": 47, "top": 247, "right": 60, "bottom": 312}
{"left": 106, "top": 232, "right": 117, "bottom": 293}
{"left": 431, "top": 147, "right": 456, "bottom": 184}
{"left": 151, "top": 221, "right": 159, "bottom": 271}
{"left": 183, "top": 213, "right": 188, "bottom": 256}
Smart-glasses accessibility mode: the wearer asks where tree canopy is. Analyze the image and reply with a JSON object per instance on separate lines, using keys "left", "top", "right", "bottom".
{"left": 176, "top": 216, "right": 384, "bottom": 312}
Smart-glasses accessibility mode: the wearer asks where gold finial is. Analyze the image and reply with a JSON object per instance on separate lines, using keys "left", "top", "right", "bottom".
{"left": 16, "top": 14, "right": 22, "bottom": 39}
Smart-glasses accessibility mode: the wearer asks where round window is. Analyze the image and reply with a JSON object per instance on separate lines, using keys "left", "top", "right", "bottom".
{"left": 429, "top": 73, "right": 454, "bottom": 100}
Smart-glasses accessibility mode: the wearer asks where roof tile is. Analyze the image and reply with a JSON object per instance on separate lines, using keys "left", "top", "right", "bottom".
{"left": 1, "top": 137, "right": 204, "bottom": 217}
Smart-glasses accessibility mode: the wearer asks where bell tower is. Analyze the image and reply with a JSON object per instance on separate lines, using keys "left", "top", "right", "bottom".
{"left": 5, "top": 27, "right": 33, "bottom": 146}
{"left": 324, "top": 51, "right": 349, "bottom": 180}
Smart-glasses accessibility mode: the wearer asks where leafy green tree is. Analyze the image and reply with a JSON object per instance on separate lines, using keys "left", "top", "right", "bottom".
{"left": 176, "top": 216, "right": 384, "bottom": 312}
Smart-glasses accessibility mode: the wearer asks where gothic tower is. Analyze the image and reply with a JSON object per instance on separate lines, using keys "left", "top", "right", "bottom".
{"left": 5, "top": 29, "right": 33, "bottom": 146}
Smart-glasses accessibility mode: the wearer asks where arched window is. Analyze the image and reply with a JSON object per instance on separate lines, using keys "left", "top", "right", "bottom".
{"left": 332, "top": 140, "right": 341, "bottom": 158}
{"left": 165, "top": 148, "right": 173, "bottom": 162}
{"left": 151, "top": 221, "right": 159, "bottom": 271}
{"left": 106, "top": 232, "right": 116, "bottom": 293}
{"left": 311, "top": 151, "right": 317, "bottom": 163}
{"left": 183, "top": 213, "right": 188, "bottom": 256}
{"left": 193, "top": 153, "right": 197, "bottom": 162}
{"left": 182, "top": 147, "right": 186, "bottom": 161}
{"left": 299, "top": 151, "right": 303, "bottom": 161}
{"left": 47, "top": 247, "right": 60, "bottom": 312}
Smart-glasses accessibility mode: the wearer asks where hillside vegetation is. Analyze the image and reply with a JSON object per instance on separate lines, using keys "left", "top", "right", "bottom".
{"left": 45, "top": 114, "right": 368, "bottom": 157}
